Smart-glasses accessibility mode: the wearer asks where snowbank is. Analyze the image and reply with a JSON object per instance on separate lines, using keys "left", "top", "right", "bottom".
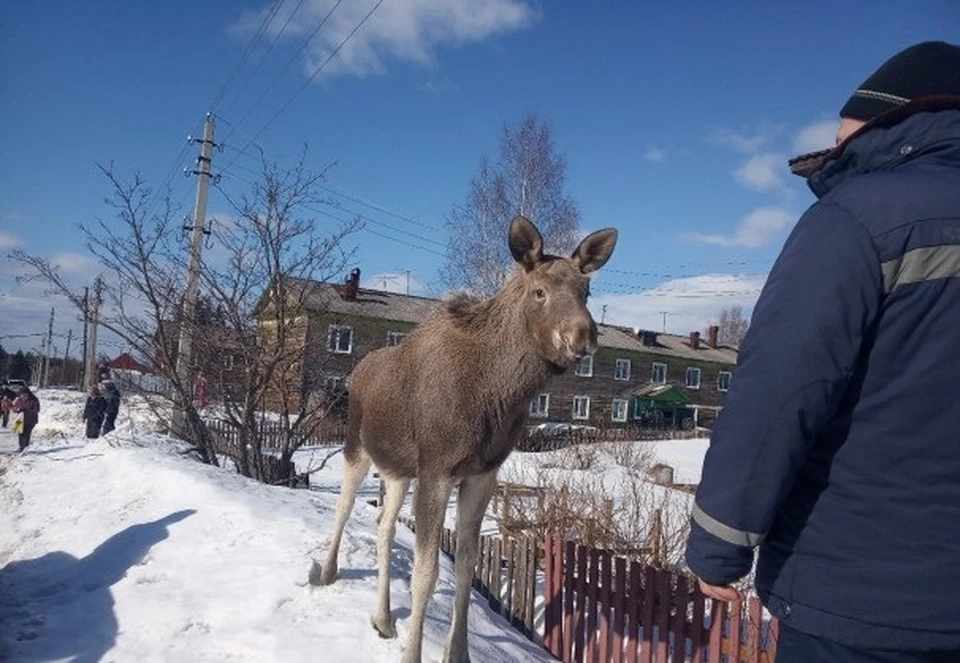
{"left": 0, "top": 390, "right": 553, "bottom": 662}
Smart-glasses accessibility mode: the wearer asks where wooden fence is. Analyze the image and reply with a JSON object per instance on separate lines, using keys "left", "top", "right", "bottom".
{"left": 543, "top": 537, "right": 778, "bottom": 663}
{"left": 205, "top": 418, "right": 345, "bottom": 451}
{"left": 400, "top": 516, "right": 543, "bottom": 640}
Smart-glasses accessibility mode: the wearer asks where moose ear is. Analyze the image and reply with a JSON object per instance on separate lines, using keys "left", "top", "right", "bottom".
{"left": 571, "top": 228, "right": 618, "bottom": 274}
{"left": 508, "top": 215, "right": 544, "bottom": 271}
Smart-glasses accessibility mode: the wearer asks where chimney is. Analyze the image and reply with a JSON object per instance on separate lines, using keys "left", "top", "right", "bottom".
{"left": 689, "top": 330, "right": 701, "bottom": 350}
{"left": 640, "top": 330, "right": 658, "bottom": 347}
{"left": 343, "top": 268, "right": 361, "bottom": 301}
{"left": 708, "top": 325, "right": 719, "bottom": 349}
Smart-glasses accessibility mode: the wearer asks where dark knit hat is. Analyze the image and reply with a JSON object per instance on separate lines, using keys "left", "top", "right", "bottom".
{"left": 840, "top": 40, "right": 960, "bottom": 121}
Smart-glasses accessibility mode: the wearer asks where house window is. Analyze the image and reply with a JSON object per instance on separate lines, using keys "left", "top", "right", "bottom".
{"left": 386, "top": 331, "right": 406, "bottom": 347}
{"left": 718, "top": 371, "right": 733, "bottom": 392}
{"left": 614, "top": 358, "right": 631, "bottom": 381}
{"left": 324, "top": 375, "right": 345, "bottom": 391}
{"left": 685, "top": 367, "right": 702, "bottom": 389}
{"left": 651, "top": 362, "right": 667, "bottom": 384}
{"left": 611, "top": 398, "right": 628, "bottom": 423}
{"left": 574, "top": 354, "right": 594, "bottom": 377}
{"left": 222, "top": 353, "right": 234, "bottom": 371}
{"left": 327, "top": 325, "right": 353, "bottom": 354}
{"left": 573, "top": 395, "right": 591, "bottom": 420}
{"left": 529, "top": 393, "right": 550, "bottom": 418}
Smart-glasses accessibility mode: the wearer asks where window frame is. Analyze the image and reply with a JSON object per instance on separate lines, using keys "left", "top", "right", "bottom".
{"left": 614, "top": 358, "right": 631, "bottom": 381}
{"left": 572, "top": 395, "right": 591, "bottom": 420}
{"left": 529, "top": 393, "right": 550, "bottom": 418}
{"left": 611, "top": 398, "right": 628, "bottom": 423}
{"left": 651, "top": 362, "right": 667, "bottom": 385}
{"left": 685, "top": 367, "right": 702, "bottom": 390}
{"left": 574, "top": 354, "right": 594, "bottom": 378}
{"left": 327, "top": 325, "right": 354, "bottom": 354}
{"left": 718, "top": 370, "right": 733, "bottom": 392}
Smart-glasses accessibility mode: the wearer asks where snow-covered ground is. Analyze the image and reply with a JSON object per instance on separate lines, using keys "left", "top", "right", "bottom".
{"left": 0, "top": 390, "right": 556, "bottom": 662}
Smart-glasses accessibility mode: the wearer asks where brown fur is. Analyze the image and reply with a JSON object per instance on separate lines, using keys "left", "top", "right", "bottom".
{"left": 320, "top": 216, "right": 617, "bottom": 663}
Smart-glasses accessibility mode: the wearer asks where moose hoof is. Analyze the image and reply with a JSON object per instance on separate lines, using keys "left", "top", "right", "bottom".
{"left": 371, "top": 614, "right": 397, "bottom": 639}
{"left": 308, "top": 559, "right": 336, "bottom": 586}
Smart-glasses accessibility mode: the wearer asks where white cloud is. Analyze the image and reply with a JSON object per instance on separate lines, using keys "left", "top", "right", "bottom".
{"left": 684, "top": 206, "right": 795, "bottom": 248}
{"left": 708, "top": 125, "right": 782, "bottom": 154}
{"left": 0, "top": 231, "right": 21, "bottom": 251}
{"left": 362, "top": 270, "right": 426, "bottom": 295}
{"left": 793, "top": 119, "right": 838, "bottom": 154}
{"left": 231, "top": 0, "right": 539, "bottom": 79}
{"left": 590, "top": 273, "right": 767, "bottom": 335}
{"left": 734, "top": 153, "right": 788, "bottom": 192}
{"left": 643, "top": 147, "right": 665, "bottom": 163}
{"left": 48, "top": 252, "right": 100, "bottom": 276}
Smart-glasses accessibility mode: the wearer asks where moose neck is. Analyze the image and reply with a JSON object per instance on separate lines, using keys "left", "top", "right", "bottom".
{"left": 477, "top": 278, "right": 555, "bottom": 407}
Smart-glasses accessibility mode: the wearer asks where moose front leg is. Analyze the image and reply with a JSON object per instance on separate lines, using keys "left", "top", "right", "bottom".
{"left": 401, "top": 476, "right": 454, "bottom": 663}
{"left": 443, "top": 471, "right": 497, "bottom": 663}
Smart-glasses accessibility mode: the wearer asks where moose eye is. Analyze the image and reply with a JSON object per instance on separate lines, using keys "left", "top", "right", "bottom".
{"left": 534, "top": 288, "right": 546, "bottom": 299}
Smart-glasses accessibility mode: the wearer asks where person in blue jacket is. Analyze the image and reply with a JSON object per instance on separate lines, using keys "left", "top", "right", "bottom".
{"left": 684, "top": 41, "right": 960, "bottom": 663}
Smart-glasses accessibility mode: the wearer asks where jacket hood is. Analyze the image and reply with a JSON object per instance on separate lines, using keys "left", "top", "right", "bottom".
{"left": 789, "top": 96, "right": 960, "bottom": 173}
{"left": 793, "top": 103, "right": 960, "bottom": 199}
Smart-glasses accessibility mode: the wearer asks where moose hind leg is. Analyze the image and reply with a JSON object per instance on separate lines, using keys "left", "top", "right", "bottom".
{"left": 401, "top": 477, "right": 454, "bottom": 663}
{"left": 317, "top": 450, "right": 372, "bottom": 586}
{"left": 443, "top": 471, "right": 497, "bottom": 663}
{"left": 371, "top": 476, "right": 411, "bottom": 638}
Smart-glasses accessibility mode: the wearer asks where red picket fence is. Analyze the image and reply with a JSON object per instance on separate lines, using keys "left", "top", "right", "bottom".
{"left": 542, "top": 537, "right": 779, "bottom": 663}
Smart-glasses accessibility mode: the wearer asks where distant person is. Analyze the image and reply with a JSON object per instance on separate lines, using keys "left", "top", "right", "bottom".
{"left": 12, "top": 386, "right": 40, "bottom": 451}
{"left": 684, "top": 41, "right": 960, "bottom": 662}
{"left": 82, "top": 385, "right": 107, "bottom": 439}
{"left": 101, "top": 381, "right": 121, "bottom": 435}
{"left": 0, "top": 384, "right": 15, "bottom": 428}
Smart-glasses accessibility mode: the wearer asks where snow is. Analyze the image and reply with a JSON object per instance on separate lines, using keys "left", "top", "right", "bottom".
{"left": 0, "top": 390, "right": 555, "bottom": 663}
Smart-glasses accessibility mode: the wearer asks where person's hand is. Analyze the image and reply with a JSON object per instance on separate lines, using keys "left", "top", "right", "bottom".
{"left": 697, "top": 578, "right": 742, "bottom": 602}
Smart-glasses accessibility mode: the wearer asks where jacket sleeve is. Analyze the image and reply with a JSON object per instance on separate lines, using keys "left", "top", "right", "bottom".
{"left": 684, "top": 202, "right": 884, "bottom": 586}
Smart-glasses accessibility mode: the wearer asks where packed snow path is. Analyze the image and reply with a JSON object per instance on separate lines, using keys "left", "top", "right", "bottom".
{"left": 0, "top": 390, "right": 553, "bottom": 662}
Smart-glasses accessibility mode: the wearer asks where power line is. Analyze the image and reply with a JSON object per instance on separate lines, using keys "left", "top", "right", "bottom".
{"left": 227, "top": 0, "right": 384, "bottom": 167}
{"left": 217, "top": 0, "right": 308, "bottom": 121}
{"left": 219, "top": 0, "right": 342, "bottom": 150}
{"left": 208, "top": 0, "right": 286, "bottom": 112}
{"left": 320, "top": 182, "right": 442, "bottom": 233}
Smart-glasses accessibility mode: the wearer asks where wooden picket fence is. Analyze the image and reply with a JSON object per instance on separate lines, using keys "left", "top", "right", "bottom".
{"left": 399, "top": 516, "right": 543, "bottom": 639}
{"left": 206, "top": 418, "right": 345, "bottom": 452}
{"left": 542, "top": 537, "right": 779, "bottom": 663}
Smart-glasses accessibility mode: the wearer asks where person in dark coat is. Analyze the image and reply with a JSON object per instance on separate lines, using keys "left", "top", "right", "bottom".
{"left": 0, "top": 385, "right": 15, "bottom": 428}
{"left": 12, "top": 386, "right": 40, "bottom": 451}
{"left": 684, "top": 41, "right": 960, "bottom": 662}
{"left": 100, "top": 381, "right": 121, "bottom": 435}
{"left": 82, "top": 385, "right": 107, "bottom": 439}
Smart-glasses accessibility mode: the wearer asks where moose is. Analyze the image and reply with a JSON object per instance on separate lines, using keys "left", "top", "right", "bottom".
{"left": 316, "top": 215, "right": 618, "bottom": 662}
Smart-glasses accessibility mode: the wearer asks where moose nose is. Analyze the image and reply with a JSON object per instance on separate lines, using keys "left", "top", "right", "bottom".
{"left": 567, "top": 318, "right": 598, "bottom": 359}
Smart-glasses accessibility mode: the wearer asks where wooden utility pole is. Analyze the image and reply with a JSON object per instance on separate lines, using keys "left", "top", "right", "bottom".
{"left": 61, "top": 329, "right": 73, "bottom": 385}
{"left": 173, "top": 113, "right": 216, "bottom": 433}
{"left": 85, "top": 278, "right": 103, "bottom": 388}
{"left": 80, "top": 287, "right": 89, "bottom": 388}
{"left": 42, "top": 307, "right": 54, "bottom": 387}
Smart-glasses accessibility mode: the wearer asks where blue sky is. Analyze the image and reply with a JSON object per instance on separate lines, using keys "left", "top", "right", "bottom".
{"left": 1, "top": 1, "right": 957, "bottom": 355}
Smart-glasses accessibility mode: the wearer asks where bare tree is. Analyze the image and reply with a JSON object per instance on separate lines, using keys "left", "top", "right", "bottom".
{"left": 712, "top": 305, "right": 750, "bottom": 347}
{"left": 11, "top": 150, "right": 360, "bottom": 482}
{"left": 207, "top": 151, "right": 360, "bottom": 483}
{"left": 440, "top": 112, "right": 581, "bottom": 295}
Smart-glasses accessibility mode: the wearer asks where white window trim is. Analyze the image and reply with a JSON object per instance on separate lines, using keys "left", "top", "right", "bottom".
{"left": 572, "top": 395, "right": 591, "bottom": 420}
{"left": 651, "top": 362, "right": 667, "bottom": 385}
{"left": 386, "top": 330, "right": 405, "bottom": 347}
{"left": 529, "top": 393, "right": 550, "bottom": 418}
{"left": 574, "top": 354, "right": 594, "bottom": 378}
{"left": 718, "top": 370, "right": 733, "bottom": 392}
{"left": 614, "top": 358, "right": 631, "bottom": 381}
{"left": 685, "top": 367, "right": 702, "bottom": 390}
{"left": 611, "top": 398, "right": 628, "bottom": 423}
{"left": 327, "top": 325, "right": 354, "bottom": 354}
